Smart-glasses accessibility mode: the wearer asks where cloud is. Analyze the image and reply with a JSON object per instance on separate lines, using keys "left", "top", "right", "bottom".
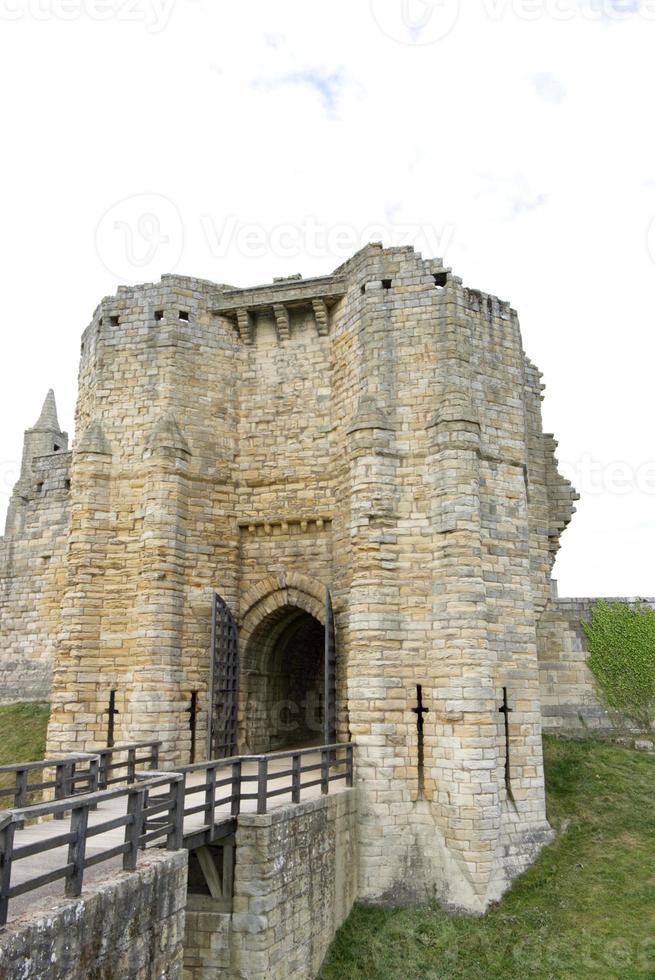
{"left": 264, "top": 33, "right": 287, "bottom": 49}
{"left": 586, "top": 0, "right": 641, "bottom": 20}
{"left": 531, "top": 72, "right": 567, "bottom": 105}
{"left": 254, "top": 69, "right": 348, "bottom": 118}
{"left": 475, "top": 174, "right": 549, "bottom": 222}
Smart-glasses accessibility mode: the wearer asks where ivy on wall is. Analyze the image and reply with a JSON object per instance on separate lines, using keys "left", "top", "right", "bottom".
{"left": 583, "top": 600, "right": 655, "bottom": 732}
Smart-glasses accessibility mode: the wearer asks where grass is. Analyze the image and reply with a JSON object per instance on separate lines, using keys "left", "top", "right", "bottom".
{"left": 321, "top": 737, "right": 655, "bottom": 980}
{"left": 0, "top": 701, "right": 50, "bottom": 797}
{"left": 0, "top": 708, "right": 652, "bottom": 975}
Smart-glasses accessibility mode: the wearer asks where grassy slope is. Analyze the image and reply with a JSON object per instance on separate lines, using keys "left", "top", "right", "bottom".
{"left": 1, "top": 709, "right": 652, "bottom": 976}
{"left": 0, "top": 702, "right": 50, "bottom": 793}
{"left": 321, "top": 738, "right": 655, "bottom": 980}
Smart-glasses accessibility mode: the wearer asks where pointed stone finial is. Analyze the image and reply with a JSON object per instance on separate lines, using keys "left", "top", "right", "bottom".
{"left": 33, "top": 389, "right": 61, "bottom": 432}
{"left": 77, "top": 420, "right": 111, "bottom": 456}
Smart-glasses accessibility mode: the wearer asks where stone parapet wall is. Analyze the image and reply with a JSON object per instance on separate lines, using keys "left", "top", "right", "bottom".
{"left": 183, "top": 790, "right": 358, "bottom": 979}
{"left": 0, "top": 850, "right": 187, "bottom": 980}
{"left": 537, "top": 596, "right": 655, "bottom": 731}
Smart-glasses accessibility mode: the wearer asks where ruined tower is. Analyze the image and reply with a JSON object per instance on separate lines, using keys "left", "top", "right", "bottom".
{"left": 0, "top": 391, "right": 70, "bottom": 702}
{"left": 0, "top": 245, "right": 577, "bottom": 911}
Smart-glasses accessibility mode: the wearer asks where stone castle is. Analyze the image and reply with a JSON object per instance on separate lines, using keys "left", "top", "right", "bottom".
{"left": 0, "top": 243, "right": 611, "bottom": 912}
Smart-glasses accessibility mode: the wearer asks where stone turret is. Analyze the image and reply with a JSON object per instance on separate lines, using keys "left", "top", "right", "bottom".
{"left": 4, "top": 390, "right": 68, "bottom": 536}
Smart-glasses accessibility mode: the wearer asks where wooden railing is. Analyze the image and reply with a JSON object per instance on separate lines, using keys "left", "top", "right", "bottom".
{"left": 0, "top": 741, "right": 161, "bottom": 811}
{"left": 96, "top": 741, "right": 161, "bottom": 789}
{"left": 0, "top": 742, "right": 355, "bottom": 925}
{"left": 0, "top": 772, "right": 184, "bottom": 927}
{"left": 178, "top": 743, "right": 354, "bottom": 847}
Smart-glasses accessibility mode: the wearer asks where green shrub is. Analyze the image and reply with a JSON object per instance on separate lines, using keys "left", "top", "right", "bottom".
{"left": 582, "top": 600, "right": 655, "bottom": 732}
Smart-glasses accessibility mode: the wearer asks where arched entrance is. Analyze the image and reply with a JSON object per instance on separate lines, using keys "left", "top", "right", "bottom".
{"left": 243, "top": 604, "right": 325, "bottom": 753}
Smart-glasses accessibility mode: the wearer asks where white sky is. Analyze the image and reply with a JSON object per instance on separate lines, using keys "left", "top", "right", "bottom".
{"left": 0, "top": 0, "right": 653, "bottom": 597}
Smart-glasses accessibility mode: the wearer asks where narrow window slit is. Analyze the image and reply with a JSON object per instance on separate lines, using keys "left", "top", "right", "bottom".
{"left": 154, "top": 309, "right": 164, "bottom": 322}
{"left": 187, "top": 691, "right": 198, "bottom": 764}
{"left": 499, "top": 686, "right": 514, "bottom": 803}
{"left": 179, "top": 310, "right": 190, "bottom": 322}
{"left": 412, "top": 684, "right": 428, "bottom": 797}
{"left": 382, "top": 278, "right": 392, "bottom": 290}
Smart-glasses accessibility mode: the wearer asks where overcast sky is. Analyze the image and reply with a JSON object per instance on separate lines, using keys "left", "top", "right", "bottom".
{"left": 0, "top": 0, "right": 653, "bottom": 597}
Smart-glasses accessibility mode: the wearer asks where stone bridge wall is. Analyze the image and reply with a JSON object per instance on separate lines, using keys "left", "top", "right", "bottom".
{"left": 184, "top": 789, "right": 358, "bottom": 979}
{"left": 0, "top": 850, "right": 187, "bottom": 980}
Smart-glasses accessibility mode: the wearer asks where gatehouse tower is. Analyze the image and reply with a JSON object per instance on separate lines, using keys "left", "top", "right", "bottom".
{"left": 0, "top": 244, "right": 578, "bottom": 911}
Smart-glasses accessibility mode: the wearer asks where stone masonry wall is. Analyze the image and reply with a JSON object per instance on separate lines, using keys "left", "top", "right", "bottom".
{"left": 0, "top": 850, "right": 187, "bottom": 980}
{"left": 0, "top": 244, "right": 581, "bottom": 914}
{"left": 0, "top": 448, "right": 71, "bottom": 704}
{"left": 538, "top": 596, "right": 655, "bottom": 732}
{"left": 183, "top": 790, "right": 358, "bottom": 980}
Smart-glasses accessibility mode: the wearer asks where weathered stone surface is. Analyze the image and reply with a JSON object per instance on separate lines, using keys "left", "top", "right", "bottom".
{"left": 1, "top": 245, "right": 584, "bottom": 913}
{"left": 0, "top": 851, "right": 187, "bottom": 980}
{"left": 183, "top": 791, "right": 358, "bottom": 979}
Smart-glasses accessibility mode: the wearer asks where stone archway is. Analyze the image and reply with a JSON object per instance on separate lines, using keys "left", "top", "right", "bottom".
{"left": 239, "top": 574, "right": 328, "bottom": 753}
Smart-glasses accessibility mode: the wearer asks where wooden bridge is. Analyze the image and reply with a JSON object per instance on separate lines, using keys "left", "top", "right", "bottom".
{"left": 0, "top": 741, "right": 354, "bottom": 925}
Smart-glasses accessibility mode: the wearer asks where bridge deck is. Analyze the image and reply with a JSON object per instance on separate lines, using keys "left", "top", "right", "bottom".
{"left": 5, "top": 752, "right": 344, "bottom": 923}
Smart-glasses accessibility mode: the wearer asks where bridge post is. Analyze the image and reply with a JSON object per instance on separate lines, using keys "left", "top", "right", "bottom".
{"left": 0, "top": 814, "right": 15, "bottom": 927}
{"left": 127, "top": 748, "right": 137, "bottom": 785}
{"left": 256, "top": 758, "right": 268, "bottom": 815}
{"left": 320, "top": 749, "right": 330, "bottom": 796}
{"left": 65, "top": 805, "right": 89, "bottom": 898}
{"left": 231, "top": 761, "right": 242, "bottom": 817}
{"left": 124, "top": 787, "right": 146, "bottom": 871}
{"left": 204, "top": 764, "right": 217, "bottom": 831}
{"left": 167, "top": 776, "right": 185, "bottom": 851}
{"left": 346, "top": 744, "right": 354, "bottom": 788}
{"left": 291, "top": 753, "right": 301, "bottom": 804}
{"left": 14, "top": 769, "right": 28, "bottom": 809}
{"left": 54, "top": 761, "right": 74, "bottom": 820}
